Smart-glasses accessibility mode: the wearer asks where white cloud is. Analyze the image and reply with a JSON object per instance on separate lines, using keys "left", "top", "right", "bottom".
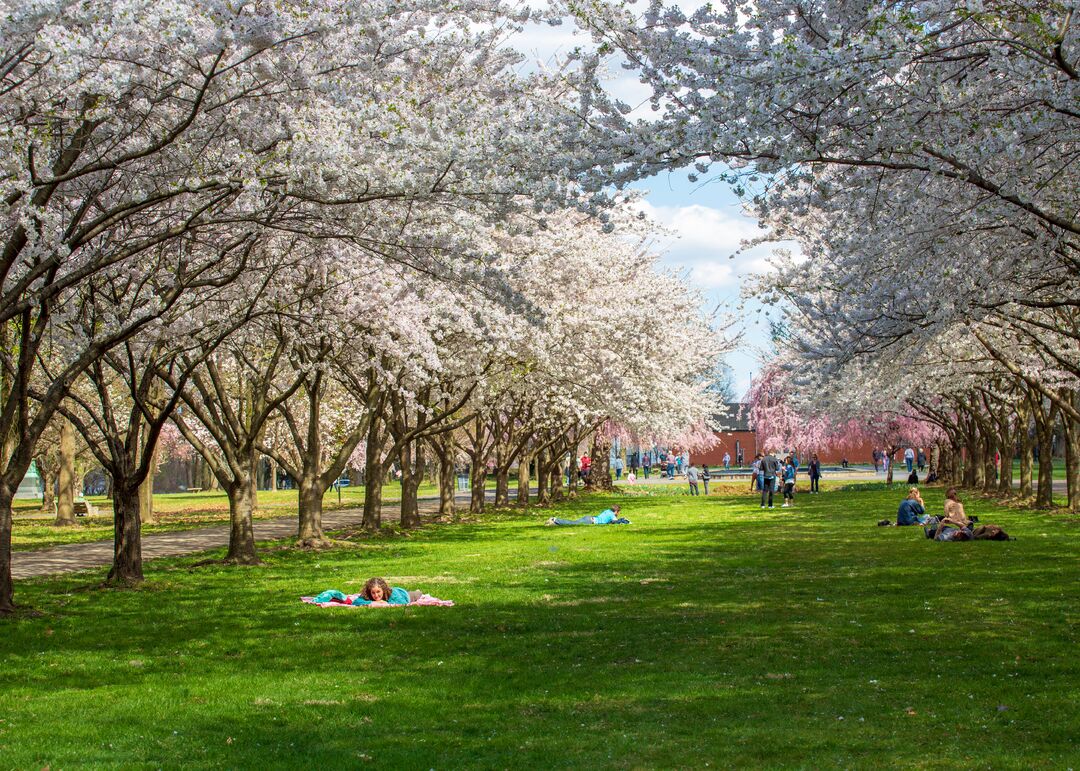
{"left": 629, "top": 200, "right": 796, "bottom": 290}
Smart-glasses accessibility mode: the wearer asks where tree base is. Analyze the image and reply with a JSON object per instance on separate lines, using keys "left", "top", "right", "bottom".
{"left": 295, "top": 536, "right": 335, "bottom": 549}
{"left": 102, "top": 574, "right": 143, "bottom": 589}
{"left": 0, "top": 603, "right": 44, "bottom": 619}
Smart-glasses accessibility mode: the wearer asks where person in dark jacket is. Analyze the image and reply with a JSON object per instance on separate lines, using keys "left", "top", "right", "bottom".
{"left": 807, "top": 454, "right": 822, "bottom": 493}
{"left": 896, "top": 487, "right": 927, "bottom": 526}
{"left": 760, "top": 451, "right": 780, "bottom": 509}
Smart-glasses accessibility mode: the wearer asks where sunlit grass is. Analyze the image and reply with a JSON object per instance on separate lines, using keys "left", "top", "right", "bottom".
{"left": 2, "top": 485, "right": 1078, "bottom": 768}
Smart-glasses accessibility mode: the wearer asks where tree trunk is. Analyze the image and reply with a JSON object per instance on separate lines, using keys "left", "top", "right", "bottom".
{"left": 516, "top": 454, "right": 530, "bottom": 506}
{"left": 586, "top": 434, "right": 613, "bottom": 491}
{"left": 553, "top": 453, "right": 568, "bottom": 500}
{"left": 885, "top": 447, "right": 895, "bottom": 486}
{"left": 138, "top": 452, "right": 156, "bottom": 525}
{"left": 996, "top": 427, "right": 1013, "bottom": 496}
{"left": 494, "top": 467, "right": 510, "bottom": 507}
{"left": 55, "top": 420, "right": 76, "bottom": 525}
{"left": 1017, "top": 416, "right": 1033, "bottom": 498}
{"left": 953, "top": 444, "right": 966, "bottom": 486}
{"left": 536, "top": 449, "right": 550, "bottom": 506}
{"left": 970, "top": 439, "right": 985, "bottom": 490}
{"left": 269, "top": 458, "right": 278, "bottom": 491}
{"left": 982, "top": 435, "right": 997, "bottom": 494}
{"left": 1034, "top": 408, "right": 1056, "bottom": 508}
{"left": 107, "top": 480, "right": 143, "bottom": 585}
{"left": 39, "top": 464, "right": 55, "bottom": 513}
{"left": 0, "top": 483, "right": 15, "bottom": 613}
{"left": 362, "top": 466, "right": 384, "bottom": 529}
{"left": 362, "top": 415, "right": 386, "bottom": 530}
{"left": 399, "top": 440, "right": 424, "bottom": 529}
{"left": 297, "top": 476, "right": 327, "bottom": 546}
{"left": 1065, "top": 407, "right": 1079, "bottom": 513}
{"left": 436, "top": 446, "right": 455, "bottom": 519}
{"left": 469, "top": 461, "right": 486, "bottom": 514}
{"left": 225, "top": 456, "right": 259, "bottom": 564}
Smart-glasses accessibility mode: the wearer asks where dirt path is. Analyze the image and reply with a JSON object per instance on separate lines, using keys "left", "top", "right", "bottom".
{"left": 12, "top": 492, "right": 468, "bottom": 580}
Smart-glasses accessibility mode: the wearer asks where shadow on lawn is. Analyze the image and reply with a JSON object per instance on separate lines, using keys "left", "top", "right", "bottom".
{"left": 3, "top": 487, "right": 1078, "bottom": 767}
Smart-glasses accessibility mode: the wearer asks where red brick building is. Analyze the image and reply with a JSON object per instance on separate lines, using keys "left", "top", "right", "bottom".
{"left": 694, "top": 404, "right": 757, "bottom": 467}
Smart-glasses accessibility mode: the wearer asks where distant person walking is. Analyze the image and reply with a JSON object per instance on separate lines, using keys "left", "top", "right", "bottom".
{"left": 872, "top": 449, "right": 881, "bottom": 473}
{"left": 701, "top": 464, "right": 711, "bottom": 495}
{"left": 917, "top": 447, "right": 926, "bottom": 471}
{"left": 750, "top": 453, "right": 762, "bottom": 491}
{"left": 760, "top": 451, "right": 780, "bottom": 509}
{"left": 666, "top": 454, "right": 676, "bottom": 480}
{"left": 722, "top": 451, "right": 731, "bottom": 470}
{"left": 686, "top": 464, "right": 700, "bottom": 496}
{"left": 904, "top": 447, "right": 915, "bottom": 474}
{"left": 807, "top": 454, "right": 822, "bottom": 493}
{"left": 614, "top": 455, "right": 624, "bottom": 480}
{"left": 642, "top": 453, "right": 652, "bottom": 479}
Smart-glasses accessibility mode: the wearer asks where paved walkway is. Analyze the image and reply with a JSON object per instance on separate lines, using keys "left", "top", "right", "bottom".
{"left": 12, "top": 492, "right": 470, "bottom": 580}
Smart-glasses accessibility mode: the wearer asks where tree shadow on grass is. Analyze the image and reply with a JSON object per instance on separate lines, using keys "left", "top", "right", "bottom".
{"left": 2, "top": 488, "right": 1078, "bottom": 768}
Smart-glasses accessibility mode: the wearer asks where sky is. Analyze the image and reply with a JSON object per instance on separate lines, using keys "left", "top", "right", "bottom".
{"left": 509, "top": 15, "right": 780, "bottom": 398}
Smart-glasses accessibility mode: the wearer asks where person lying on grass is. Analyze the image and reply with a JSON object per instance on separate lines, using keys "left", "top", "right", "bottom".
{"left": 313, "top": 577, "right": 423, "bottom": 607}
{"left": 545, "top": 505, "right": 630, "bottom": 526}
{"left": 924, "top": 488, "right": 975, "bottom": 541}
{"left": 896, "top": 487, "right": 928, "bottom": 526}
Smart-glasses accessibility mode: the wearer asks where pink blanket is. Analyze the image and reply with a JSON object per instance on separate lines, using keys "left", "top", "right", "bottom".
{"left": 301, "top": 594, "right": 454, "bottom": 608}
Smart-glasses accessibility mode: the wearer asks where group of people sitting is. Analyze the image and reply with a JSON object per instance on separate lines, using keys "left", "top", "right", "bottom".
{"left": 891, "top": 487, "right": 1009, "bottom": 541}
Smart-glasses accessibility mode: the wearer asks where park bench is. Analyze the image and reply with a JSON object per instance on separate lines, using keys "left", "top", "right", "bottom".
{"left": 185, "top": 487, "right": 203, "bottom": 493}
{"left": 72, "top": 500, "right": 97, "bottom": 517}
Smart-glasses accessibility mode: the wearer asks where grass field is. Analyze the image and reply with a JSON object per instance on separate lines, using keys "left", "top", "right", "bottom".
{"left": 10, "top": 484, "right": 439, "bottom": 551}
{"left": 2, "top": 485, "right": 1078, "bottom": 768}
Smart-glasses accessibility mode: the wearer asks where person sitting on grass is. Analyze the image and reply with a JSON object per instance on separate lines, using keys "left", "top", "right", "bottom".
{"left": 312, "top": 577, "right": 423, "bottom": 607}
{"left": 926, "top": 488, "right": 974, "bottom": 541}
{"left": 896, "top": 487, "right": 928, "bottom": 526}
{"left": 546, "top": 505, "right": 629, "bottom": 526}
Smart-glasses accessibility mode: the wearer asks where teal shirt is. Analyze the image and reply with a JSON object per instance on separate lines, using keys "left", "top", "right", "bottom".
{"left": 312, "top": 588, "right": 411, "bottom": 606}
{"left": 352, "top": 587, "right": 411, "bottom": 606}
{"left": 594, "top": 509, "right": 617, "bottom": 524}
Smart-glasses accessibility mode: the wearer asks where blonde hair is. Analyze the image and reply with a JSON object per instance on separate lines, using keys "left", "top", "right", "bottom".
{"left": 907, "top": 487, "right": 920, "bottom": 499}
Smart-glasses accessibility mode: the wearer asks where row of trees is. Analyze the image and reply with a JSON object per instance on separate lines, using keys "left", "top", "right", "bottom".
{"left": 578, "top": 0, "right": 1078, "bottom": 506}
{"left": 0, "top": 2, "right": 729, "bottom": 613}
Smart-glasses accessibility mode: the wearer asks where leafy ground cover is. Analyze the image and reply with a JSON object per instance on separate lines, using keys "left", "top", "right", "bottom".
{"left": 2, "top": 485, "right": 1077, "bottom": 768}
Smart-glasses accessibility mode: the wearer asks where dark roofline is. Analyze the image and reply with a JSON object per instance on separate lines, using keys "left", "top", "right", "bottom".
{"left": 713, "top": 402, "right": 751, "bottom": 433}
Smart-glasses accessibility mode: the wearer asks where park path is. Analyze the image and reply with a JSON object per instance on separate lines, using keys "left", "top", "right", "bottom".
{"left": 11, "top": 492, "right": 469, "bottom": 580}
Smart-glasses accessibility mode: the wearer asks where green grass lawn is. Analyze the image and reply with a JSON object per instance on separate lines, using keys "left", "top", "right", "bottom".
{"left": 10, "top": 483, "right": 440, "bottom": 551}
{"left": 3, "top": 486, "right": 1078, "bottom": 768}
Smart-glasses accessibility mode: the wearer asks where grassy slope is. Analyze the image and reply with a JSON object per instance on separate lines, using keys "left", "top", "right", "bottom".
{"left": 2, "top": 485, "right": 1078, "bottom": 769}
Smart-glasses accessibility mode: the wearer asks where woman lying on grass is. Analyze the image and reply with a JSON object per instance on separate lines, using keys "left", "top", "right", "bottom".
{"left": 312, "top": 577, "right": 422, "bottom": 606}
{"left": 545, "top": 505, "right": 630, "bottom": 527}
